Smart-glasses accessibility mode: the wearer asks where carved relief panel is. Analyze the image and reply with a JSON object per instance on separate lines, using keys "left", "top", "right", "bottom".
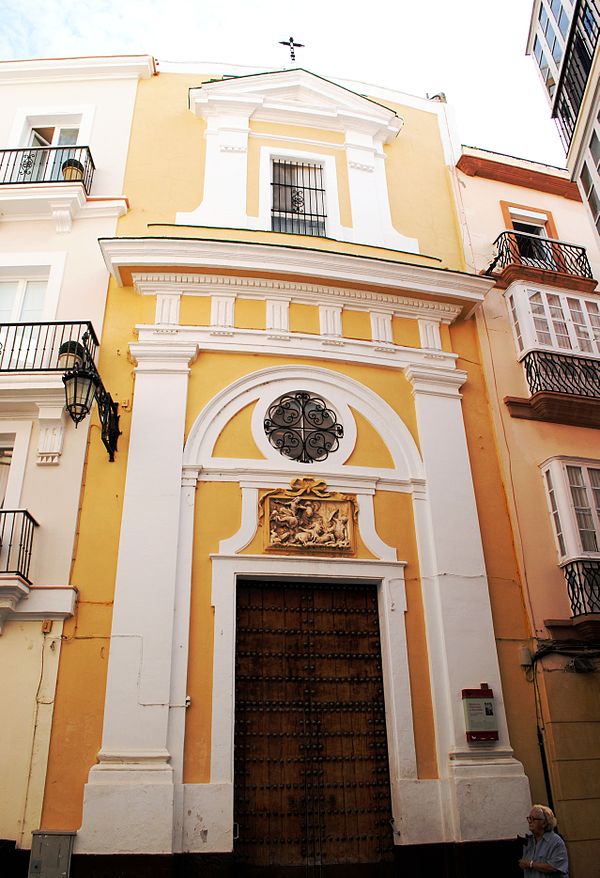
{"left": 259, "top": 478, "right": 357, "bottom": 555}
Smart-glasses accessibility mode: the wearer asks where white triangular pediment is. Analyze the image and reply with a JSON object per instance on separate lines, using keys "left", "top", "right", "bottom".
{"left": 189, "top": 69, "right": 403, "bottom": 140}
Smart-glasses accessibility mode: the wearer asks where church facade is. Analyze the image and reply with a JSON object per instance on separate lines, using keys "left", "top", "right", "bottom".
{"left": 34, "top": 65, "right": 539, "bottom": 875}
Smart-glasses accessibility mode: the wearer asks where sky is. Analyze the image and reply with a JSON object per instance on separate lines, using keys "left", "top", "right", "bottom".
{"left": 0, "top": 0, "right": 566, "bottom": 167}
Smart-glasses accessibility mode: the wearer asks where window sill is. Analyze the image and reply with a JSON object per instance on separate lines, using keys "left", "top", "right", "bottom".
{"left": 504, "top": 391, "right": 600, "bottom": 427}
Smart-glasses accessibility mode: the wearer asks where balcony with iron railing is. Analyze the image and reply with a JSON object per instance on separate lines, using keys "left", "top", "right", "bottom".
{"left": 0, "top": 321, "right": 98, "bottom": 373}
{"left": 0, "top": 146, "right": 95, "bottom": 194}
{"left": 506, "top": 349, "right": 600, "bottom": 427}
{"left": 0, "top": 510, "right": 38, "bottom": 584}
{"left": 486, "top": 230, "right": 596, "bottom": 292}
{"left": 545, "top": 558, "right": 600, "bottom": 641}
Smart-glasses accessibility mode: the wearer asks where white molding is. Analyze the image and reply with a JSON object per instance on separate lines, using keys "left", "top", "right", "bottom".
{"left": 132, "top": 271, "right": 465, "bottom": 321}
{"left": 135, "top": 323, "right": 458, "bottom": 372}
{"left": 9, "top": 583, "right": 77, "bottom": 623}
{"left": 0, "top": 56, "right": 156, "bottom": 85}
{"left": 405, "top": 364, "right": 467, "bottom": 398}
{"left": 218, "top": 487, "right": 259, "bottom": 554}
{"left": 185, "top": 553, "right": 413, "bottom": 853}
{"left": 319, "top": 304, "right": 342, "bottom": 337}
{"left": 188, "top": 69, "right": 403, "bottom": 141}
{"left": 103, "top": 238, "right": 493, "bottom": 307}
{"left": 356, "top": 494, "right": 397, "bottom": 560}
{"left": 0, "top": 186, "right": 127, "bottom": 226}
{"left": 36, "top": 404, "right": 65, "bottom": 465}
{"left": 265, "top": 298, "right": 289, "bottom": 334}
{"left": 183, "top": 364, "right": 423, "bottom": 481}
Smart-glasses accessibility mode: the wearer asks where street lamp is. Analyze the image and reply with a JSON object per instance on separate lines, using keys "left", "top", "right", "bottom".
{"left": 61, "top": 341, "right": 120, "bottom": 461}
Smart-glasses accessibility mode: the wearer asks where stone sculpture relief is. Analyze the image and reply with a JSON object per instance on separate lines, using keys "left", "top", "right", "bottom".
{"left": 259, "top": 478, "right": 357, "bottom": 554}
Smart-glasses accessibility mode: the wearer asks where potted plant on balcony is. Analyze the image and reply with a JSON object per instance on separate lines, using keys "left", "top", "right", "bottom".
{"left": 57, "top": 340, "right": 85, "bottom": 370}
{"left": 61, "top": 158, "right": 84, "bottom": 182}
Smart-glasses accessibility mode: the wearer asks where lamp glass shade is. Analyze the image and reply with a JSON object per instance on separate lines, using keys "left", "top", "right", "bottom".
{"left": 63, "top": 368, "right": 98, "bottom": 425}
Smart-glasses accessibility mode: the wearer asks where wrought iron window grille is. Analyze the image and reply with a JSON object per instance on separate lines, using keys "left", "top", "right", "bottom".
{"left": 271, "top": 160, "right": 327, "bottom": 237}
{"left": 264, "top": 391, "right": 343, "bottom": 463}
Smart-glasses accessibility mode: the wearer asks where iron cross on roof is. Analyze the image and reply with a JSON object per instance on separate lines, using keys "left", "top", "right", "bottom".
{"left": 279, "top": 36, "right": 304, "bottom": 63}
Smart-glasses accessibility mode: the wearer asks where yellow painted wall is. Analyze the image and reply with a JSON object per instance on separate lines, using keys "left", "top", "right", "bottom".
{"left": 0, "top": 622, "right": 63, "bottom": 846}
{"left": 392, "top": 316, "right": 421, "bottom": 348}
{"left": 180, "top": 295, "right": 211, "bottom": 326}
{"left": 341, "top": 309, "right": 371, "bottom": 341}
{"left": 289, "top": 303, "right": 320, "bottom": 334}
{"left": 212, "top": 402, "right": 264, "bottom": 459}
{"left": 344, "top": 407, "right": 395, "bottom": 469}
{"left": 383, "top": 102, "right": 465, "bottom": 270}
{"left": 235, "top": 298, "right": 265, "bottom": 330}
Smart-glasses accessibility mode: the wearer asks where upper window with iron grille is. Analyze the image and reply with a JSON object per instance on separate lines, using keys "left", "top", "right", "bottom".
{"left": 271, "top": 160, "right": 327, "bottom": 237}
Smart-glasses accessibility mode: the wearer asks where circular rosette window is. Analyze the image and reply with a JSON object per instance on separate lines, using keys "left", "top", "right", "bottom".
{"left": 263, "top": 391, "right": 344, "bottom": 464}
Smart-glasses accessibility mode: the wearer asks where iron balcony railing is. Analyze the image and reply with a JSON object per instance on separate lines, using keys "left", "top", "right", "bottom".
{"left": 522, "top": 349, "right": 600, "bottom": 398}
{"left": 0, "top": 510, "right": 38, "bottom": 584}
{"left": 0, "top": 321, "right": 98, "bottom": 373}
{"left": 0, "top": 146, "right": 95, "bottom": 195}
{"left": 487, "top": 230, "right": 593, "bottom": 278}
{"left": 562, "top": 558, "right": 600, "bottom": 615}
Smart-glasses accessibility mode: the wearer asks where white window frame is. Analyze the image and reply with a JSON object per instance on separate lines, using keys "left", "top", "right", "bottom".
{"left": 542, "top": 456, "right": 600, "bottom": 563}
{"left": 0, "top": 253, "right": 66, "bottom": 322}
{"left": 257, "top": 146, "right": 343, "bottom": 240}
{"left": 0, "top": 422, "right": 33, "bottom": 508}
{"left": 8, "top": 105, "right": 95, "bottom": 149}
{"left": 506, "top": 284, "right": 600, "bottom": 359}
{"left": 577, "top": 111, "right": 600, "bottom": 235}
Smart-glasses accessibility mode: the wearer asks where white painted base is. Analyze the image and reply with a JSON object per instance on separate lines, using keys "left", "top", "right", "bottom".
{"left": 76, "top": 764, "right": 174, "bottom": 854}
{"left": 449, "top": 757, "right": 532, "bottom": 842}
{"left": 180, "top": 783, "right": 233, "bottom": 853}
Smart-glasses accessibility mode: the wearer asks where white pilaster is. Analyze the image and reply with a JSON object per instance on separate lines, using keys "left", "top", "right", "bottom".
{"left": 404, "top": 363, "right": 530, "bottom": 842}
{"left": 418, "top": 318, "right": 443, "bottom": 350}
{"left": 319, "top": 304, "right": 342, "bottom": 338}
{"left": 36, "top": 403, "right": 65, "bottom": 465}
{"left": 210, "top": 295, "right": 235, "bottom": 332}
{"left": 370, "top": 311, "right": 393, "bottom": 344}
{"left": 77, "top": 341, "right": 198, "bottom": 855}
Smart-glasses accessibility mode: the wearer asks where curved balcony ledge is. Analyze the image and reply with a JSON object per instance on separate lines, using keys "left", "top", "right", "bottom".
{"left": 505, "top": 391, "right": 600, "bottom": 428}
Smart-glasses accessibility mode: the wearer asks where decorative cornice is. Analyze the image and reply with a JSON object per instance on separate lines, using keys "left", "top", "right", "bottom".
{"left": 129, "top": 341, "right": 199, "bottom": 372}
{"left": 457, "top": 152, "right": 581, "bottom": 201}
{"left": 0, "top": 55, "right": 156, "bottom": 84}
{"left": 188, "top": 68, "right": 403, "bottom": 142}
{"left": 133, "top": 272, "right": 464, "bottom": 322}
{"left": 404, "top": 364, "right": 468, "bottom": 397}
{"left": 101, "top": 238, "right": 493, "bottom": 308}
{"left": 134, "top": 324, "right": 457, "bottom": 372}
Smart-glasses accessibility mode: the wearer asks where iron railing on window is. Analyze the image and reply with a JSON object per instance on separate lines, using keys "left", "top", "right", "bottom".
{"left": 0, "top": 321, "right": 98, "bottom": 373}
{"left": 0, "top": 510, "right": 38, "bottom": 583}
{"left": 563, "top": 558, "right": 600, "bottom": 615}
{"left": 0, "top": 146, "right": 95, "bottom": 195}
{"left": 271, "top": 160, "right": 327, "bottom": 237}
{"left": 522, "top": 349, "right": 600, "bottom": 397}
{"left": 553, "top": 0, "right": 600, "bottom": 150}
{"left": 487, "top": 230, "right": 593, "bottom": 278}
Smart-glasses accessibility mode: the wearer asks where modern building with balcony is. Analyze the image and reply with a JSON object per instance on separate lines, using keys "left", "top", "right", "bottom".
{"left": 0, "top": 54, "right": 155, "bottom": 871}
{"left": 527, "top": 0, "right": 600, "bottom": 238}
{"left": 458, "top": 143, "right": 600, "bottom": 876}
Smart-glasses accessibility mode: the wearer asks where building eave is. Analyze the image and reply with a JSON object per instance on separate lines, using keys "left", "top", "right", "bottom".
{"left": 98, "top": 236, "right": 494, "bottom": 309}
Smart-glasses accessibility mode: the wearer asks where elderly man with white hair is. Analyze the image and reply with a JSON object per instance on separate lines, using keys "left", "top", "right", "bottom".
{"left": 518, "top": 805, "right": 569, "bottom": 877}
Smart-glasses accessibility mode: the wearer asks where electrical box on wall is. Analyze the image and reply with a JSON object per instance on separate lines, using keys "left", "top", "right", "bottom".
{"left": 462, "top": 682, "right": 499, "bottom": 742}
{"left": 28, "top": 831, "right": 75, "bottom": 878}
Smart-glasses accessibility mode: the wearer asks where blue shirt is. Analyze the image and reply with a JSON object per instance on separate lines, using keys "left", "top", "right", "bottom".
{"left": 523, "top": 830, "right": 569, "bottom": 878}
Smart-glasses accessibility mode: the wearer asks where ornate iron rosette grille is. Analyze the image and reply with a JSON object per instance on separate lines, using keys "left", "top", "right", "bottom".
{"left": 264, "top": 391, "right": 343, "bottom": 463}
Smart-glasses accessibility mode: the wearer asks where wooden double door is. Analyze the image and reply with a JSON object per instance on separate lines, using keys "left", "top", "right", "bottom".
{"left": 234, "top": 580, "right": 394, "bottom": 876}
